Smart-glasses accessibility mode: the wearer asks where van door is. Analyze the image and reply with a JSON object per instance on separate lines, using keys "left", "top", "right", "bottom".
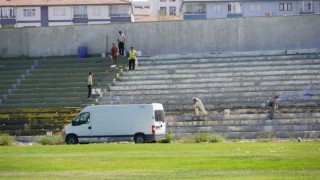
{"left": 72, "top": 112, "right": 92, "bottom": 143}
{"left": 154, "top": 110, "right": 166, "bottom": 135}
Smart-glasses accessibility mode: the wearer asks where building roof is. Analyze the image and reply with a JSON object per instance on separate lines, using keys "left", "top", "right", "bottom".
{"left": 0, "top": 0, "right": 131, "bottom": 6}
{"left": 181, "top": 0, "right": 306, "bottom": 2}
{"left": 136, "top": 15, "right": 181, "bottom": 22}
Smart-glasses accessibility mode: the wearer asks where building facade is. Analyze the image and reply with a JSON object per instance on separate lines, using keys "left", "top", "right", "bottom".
{"left": 150, "top": 0, "right": 181, "bottom": 17}
{"left": 180, "top": 0, "right": 320, "bottom": 20}
{"left": 0, "top": 0, "right": 133, "bottom": 28}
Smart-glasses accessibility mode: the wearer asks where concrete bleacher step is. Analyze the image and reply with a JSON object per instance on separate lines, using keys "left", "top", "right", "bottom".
{"left": 109, "top": 80, "right": 320, "bottom": 91}
{"left": 119, "top": 69, "right": 319, "bottom": 81}
{"left": 98, "top": 101, "right": 319, "bottom": 110}
{"left": 5, "top": 92, "right": 96, "bottom": 99}
{"left": 0, "top": 102, "right": 84, "bottom": 109}
{"left": 104, "top": 84, "right": 319, "bottom": 96}
{"left": 113, "top": 74, "right": 320, "bottom": 86}
{"left": 101, "top": 89, "right": 320, "bottom": 101}
{"left": 133, "top": 61, "right": 320, "bottom": 74}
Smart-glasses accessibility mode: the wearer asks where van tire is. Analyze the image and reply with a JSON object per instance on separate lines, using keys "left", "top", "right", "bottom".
{"left": 134, "top": 134, "right": 146, "bottom": 144}
{"left": 66, "top": 135, "right": 78, "bottom": 144}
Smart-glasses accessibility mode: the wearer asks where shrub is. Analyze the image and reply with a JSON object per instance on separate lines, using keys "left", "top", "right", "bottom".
{"left": 195, "top": 134, "right": 209, "bottom": 143}
{"left": 0, "top": 133, "right": 14, "bottom": 146}
{"left": 209, "top": 134, "right": 225, "bottom": 143}
{"left": 175, "top": 134, "right": 194, "bottom": 143}
{"left": 37, "top": 133, "right": 63, "bottom": 145}
{"left": 177, "top": 134, "right": 225, "bottom": 143}
{"left": 158, "top": 131, "right": 175, "bottom": 143}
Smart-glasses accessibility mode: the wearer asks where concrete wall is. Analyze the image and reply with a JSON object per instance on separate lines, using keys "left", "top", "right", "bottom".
{"left": 0, "top": 14, "right": 319, "bottom": 57}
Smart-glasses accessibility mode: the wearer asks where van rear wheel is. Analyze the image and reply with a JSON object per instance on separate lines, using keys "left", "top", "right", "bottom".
{"left": 134, "top": 134, "right": 146, "bottom": 144}
{"left": 66, "top": 135, "right": 78, "bottom": 144}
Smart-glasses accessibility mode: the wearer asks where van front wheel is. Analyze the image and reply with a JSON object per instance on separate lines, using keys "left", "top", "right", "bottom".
{"left": 134, "top": 134, "right": 146, "bottom": 144}
{"left": 66, "top": 135, "right": 78, "bottom": 144}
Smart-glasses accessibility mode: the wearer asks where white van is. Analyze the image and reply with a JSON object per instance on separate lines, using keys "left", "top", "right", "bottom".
{"left": 62, "top": 103, "right": 166, "bottom": 144}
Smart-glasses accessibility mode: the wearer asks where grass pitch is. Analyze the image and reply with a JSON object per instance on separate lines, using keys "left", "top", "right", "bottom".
{"left": 0, "top": 142, "right": 319, "bottom": 179}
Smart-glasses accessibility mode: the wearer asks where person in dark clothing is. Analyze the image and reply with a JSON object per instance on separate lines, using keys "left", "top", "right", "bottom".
{"left": 266, "top": 92, "right": 281, "bottom": 119}
{"left": 87, "top": 72, "right": 93, "bottom": 98}
{"left": 117, "top": 31, "right": 126, "bottom": 56}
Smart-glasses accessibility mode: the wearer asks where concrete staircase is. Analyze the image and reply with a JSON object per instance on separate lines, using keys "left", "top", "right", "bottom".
{"left": 0, "top": 57, "right": 125, "bottom": 109}
{"left": 99, "top": 50, "right": 320, "bottom": 139}
{"left": 0, "top": 56, "right": 126, "bottom": 136}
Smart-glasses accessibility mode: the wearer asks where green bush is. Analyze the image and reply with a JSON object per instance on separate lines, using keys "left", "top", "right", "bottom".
{"left": 0, "top": 133, "right": 14, "bottom": 146}
{"left": 177, "top": 134, "right": 225, "bottom": 143}
{"left": 195, "top": 134, "right": 209, "bottom": 143}
{"left": 158, "top": 131, "right": 175, "bottom": 143}
{"left": 209, "top": 134, "right": 225, "bottom": 143}
{"left": 175, "top": 134, "right": 195, "bottom": 143}
{"left": 37, "top": 134, "right": 63, "bottom": 145}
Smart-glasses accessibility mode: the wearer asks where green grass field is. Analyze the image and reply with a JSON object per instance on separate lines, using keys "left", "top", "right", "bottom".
{"left": 0, "top": 142, "right": 319, "bottom": 179}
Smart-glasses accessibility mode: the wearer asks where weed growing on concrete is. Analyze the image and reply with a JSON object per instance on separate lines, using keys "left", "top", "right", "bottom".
{"left": 158, "top": 131, "right": 175, "bottom": 143}
{"left": 0, "top": 133, "right": 14, "bottom": 146}
{"left": 37, "top": 134, "right": 63, "bottom": 145}
{"left": 195, "top": 134, "right": 225, "bottom": 143}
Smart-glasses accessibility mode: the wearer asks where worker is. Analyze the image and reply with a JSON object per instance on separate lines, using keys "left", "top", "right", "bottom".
{"left": 193, "top": 97, "right": 208, "bottom": 116}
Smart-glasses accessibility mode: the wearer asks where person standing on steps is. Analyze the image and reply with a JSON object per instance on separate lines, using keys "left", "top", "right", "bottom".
{"left": 128, "top": 47, "right": 138, "bottom": 71}
{"left": 87, "top": 72, "right": 93, "bottom": 98}
{"left": 110, "top": 43, "right": 118, "bottom": 68}
{"left": 117, "top": 31, "right": 126, "bottom": 56}
{"left": 193, "top": 97, "right": 208, "bottom": 116}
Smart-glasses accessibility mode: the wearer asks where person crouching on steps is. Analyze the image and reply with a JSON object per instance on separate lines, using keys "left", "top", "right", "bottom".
{"left": 193, "top": 97, "right": 208, "bottom": 116}
{"left": 128, "top": 47, "right": 138, "bottom": 71}
{"left": 266, "top": 92, "right": 281, "bottom": 120}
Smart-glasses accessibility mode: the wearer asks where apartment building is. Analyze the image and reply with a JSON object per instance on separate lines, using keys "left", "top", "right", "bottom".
{"left": 180, "top": 0, "right": 320, "bottom": 20}
{"left": 0, "top": 0, "right": 133, "bottom": 28}
{"left": 150, "top": 0, "right": 181, "bottom": 17}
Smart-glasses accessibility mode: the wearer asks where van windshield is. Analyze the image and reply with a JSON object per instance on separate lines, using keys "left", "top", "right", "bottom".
{"left": 155, "top": 110, "right": 165, "bottom": 122}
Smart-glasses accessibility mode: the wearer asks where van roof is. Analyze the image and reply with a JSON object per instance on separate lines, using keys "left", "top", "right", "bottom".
{"left": 83, "top": 103, "right": 163, "bottom": 110}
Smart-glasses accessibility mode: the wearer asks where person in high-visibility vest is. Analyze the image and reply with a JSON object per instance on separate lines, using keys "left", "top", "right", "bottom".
{"left": 128, "top": 47, "right": 138, "bottom": 71}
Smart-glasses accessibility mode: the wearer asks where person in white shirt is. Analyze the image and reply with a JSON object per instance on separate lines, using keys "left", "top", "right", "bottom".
{"left": 87, "top": 72, "right": 93, "bottom": 98}
{"left": 117, "top": 31, "right": 126, "bottom": 56}
{"left": 193, "top": 97, "right": 208, "bottom": 116}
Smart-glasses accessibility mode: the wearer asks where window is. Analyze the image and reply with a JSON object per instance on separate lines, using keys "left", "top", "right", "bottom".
{"left": 160, "top": 7, "right": 166, "bottom": 15}
{"left": 53, "top": 8, "right": 66, "bottom": 17}
{"left": 185, "top": 3, "right": 206, "bottom": 14}
{"left": 72, "top": 112, "right": 90, "bottom": 126}
{"left": 92, "top": 7, "right": 101, "bottom": 16}
{"left": 155, "top": 110, "right": 165, "bottom": 122}
{"left": 160, "top": 0, "right": 166, "bottom": 2}
{"left": 169, "top": 0, "right": 176, "bottom": 2}
{"left": 228, "top": 2, "right": 241, "bottom": 14}
{"left": 73, "top": 6, "right": 87, "bottom": 18}
{"left": 23, "top": 9, "right": 35, "bottom": 17}
{"left": 0, "top": 8, "right": 15, "bottom": 18}
{"left": 110, "top": 5, "right": 131, "bottom": 16}
{"left": 300, "top": 0, "right": 314, "bottom": 12}
{"left": 249, "top": 3, "right": 261, "bottom": 12}
{"left": 169, "top": 6, "right": 176, "bottom": 16}
{"left": 213, "top": 4, "right": 221, "bottom": 12}
{"left": 279, "top": 3, "right": 292, "bottom": 11}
